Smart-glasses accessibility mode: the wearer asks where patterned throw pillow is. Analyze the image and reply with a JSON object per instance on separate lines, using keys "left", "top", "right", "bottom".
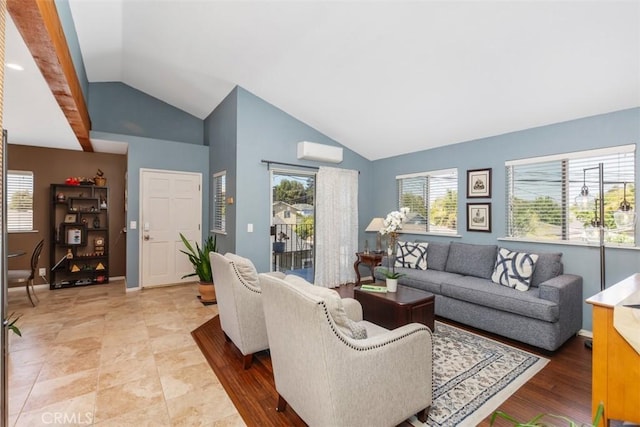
{"left": 491, "top": 248, "right": 539, "bottom": 291}
{"left": 395, "top": 241, "right": 428, "bottom": 270}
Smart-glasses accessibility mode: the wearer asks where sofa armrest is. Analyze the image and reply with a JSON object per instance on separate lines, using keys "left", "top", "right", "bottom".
{"left": 263, "top": 271, "right": 286, "bottom": 279}
{"left": 342, "top": 298, "right": 363, "bottom": 322}
{"left": 538, "top": 274, "right": 583, "bottom": 343}
{"left": 538, "top": 274, "right": 582, "bottom": 304}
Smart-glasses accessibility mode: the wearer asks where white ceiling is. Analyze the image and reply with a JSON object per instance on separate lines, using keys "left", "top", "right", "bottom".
{"left": 4, "top": 1, "right": 640, "bottom": 160}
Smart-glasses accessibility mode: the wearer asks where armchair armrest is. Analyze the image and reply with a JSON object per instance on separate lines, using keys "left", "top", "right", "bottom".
{"left": 326, "top": 323, "right": 433, "bottom": 422}
{"left": 263, "top": 271, "right": 286, "bottom": 279}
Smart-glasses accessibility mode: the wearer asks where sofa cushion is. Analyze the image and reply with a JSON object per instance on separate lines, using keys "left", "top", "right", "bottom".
{"left": 283, "top": 275, "right": 367, "bottom": 339}
{"left": 445, "top": 242, "right": 497, "bottom": 279}
{"left": 395, "top": 241, "right": 428, "bottom": 270}
{"left": 225, "top": 252, "right": 259, "bottom": 287}
{"left": 415, "top": 240, "right": 450, "bottom": 271}
{"left": 530, "top": 252, "right": 563, "bottom": 287}
{"left": 440, "top": 275, "right": 559, "bottom": 322}
{"left": 392, "top": 268, "right": 461, "bottom": 295}
{"left": 491, "top": 248, "right": 539, "bottom": 291}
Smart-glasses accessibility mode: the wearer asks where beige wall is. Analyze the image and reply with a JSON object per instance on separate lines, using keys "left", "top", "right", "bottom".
{"left": 7, "top": 144, "right": 127, "bottom": 282}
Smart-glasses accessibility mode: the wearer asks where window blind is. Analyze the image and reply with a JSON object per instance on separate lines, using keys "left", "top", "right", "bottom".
{"left": 506, "top": 145, "right": 635, "bottom": 245}
{"left": 7, "top": 170, "right": 34, "bottom": 232}
{"left": 212, "top": 171, "right": 226, "bottom": 232}
{"left": 397, "top": 168, "right": 458, "bottom": 234}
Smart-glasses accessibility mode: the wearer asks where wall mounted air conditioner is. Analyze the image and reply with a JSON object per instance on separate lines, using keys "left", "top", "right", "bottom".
{"left": 297, "top": 141, "right": 343, "bottom": 164}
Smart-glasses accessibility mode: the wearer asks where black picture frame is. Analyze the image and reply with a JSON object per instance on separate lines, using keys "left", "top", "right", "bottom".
{"left": 64, "top": 213, "right": 77, "bottom": 223}
{"left": 467, "top": 168, "right": 492, "bottom": 198}
{"left": 467, "top": 202, "right": 491, "bottom": 232}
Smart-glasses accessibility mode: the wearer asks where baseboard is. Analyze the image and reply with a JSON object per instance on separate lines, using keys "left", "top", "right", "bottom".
{"left": 578, "top": 329, "right": 593, "bottom": 338}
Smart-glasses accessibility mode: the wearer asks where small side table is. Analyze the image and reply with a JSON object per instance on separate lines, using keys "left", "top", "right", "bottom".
{"left": 353, "top": 252, "right": 384, "bottom": 285}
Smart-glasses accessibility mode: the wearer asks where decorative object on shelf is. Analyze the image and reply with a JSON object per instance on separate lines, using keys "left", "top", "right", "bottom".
{"left": 66, "top": 248, "right": 73, "bottom": 259}
{"left": 56, "top": 192, "right": 66, "bottom": 202}
{"left": 66, "top": 228, "right": 82, "bottom": 245}
{"left": 64, "top": 213, "right": 77, "bottom": 223}
{"left": 93, "top": 216, "right": 100, "bottom": 229}
{"left": 467, "top": 202, "right": 492, "bottom": 232}
{"left": 81, "top": 217, "right": 88, "bottom": 225}
{"left": 467, "top": 168, "right": 492, "bottom": 198}
{"left": 65, "top": 177, "right": 80, "bottom": 186}
{"left": 70, "top": 264, "right": 80, "bottom": 272}
{"left": 95, "top": 262, "right": 105, "bottom": 271}
{"left": 179, "top": 233, "right": 218, "bottom": 304}
{"left": 94, "top": 169, "right": 107, "bottom": 186}
{"left": 100, "top": 197, "right": 107, "bottom": 209}
{"left": 94, "top": 237, "right": 105, "bottom": 253}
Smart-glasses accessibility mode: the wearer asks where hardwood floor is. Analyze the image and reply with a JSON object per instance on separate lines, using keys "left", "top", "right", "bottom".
{"left": 192, "top": 284, "right": 595, "bottom": 427}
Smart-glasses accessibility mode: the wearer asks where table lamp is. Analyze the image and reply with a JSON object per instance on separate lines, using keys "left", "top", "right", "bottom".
{"left": 365, "top": 218, "right": 385, "bottom": 253}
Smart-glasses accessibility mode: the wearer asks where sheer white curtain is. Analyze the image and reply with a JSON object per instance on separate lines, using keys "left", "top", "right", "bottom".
{"left": 314, "top": 167, "right": 358, "bottom": 288}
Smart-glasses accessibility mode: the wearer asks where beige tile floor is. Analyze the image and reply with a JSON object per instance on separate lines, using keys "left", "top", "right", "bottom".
{"left": 6, "top": 280, "right": 246, "bottom": 426}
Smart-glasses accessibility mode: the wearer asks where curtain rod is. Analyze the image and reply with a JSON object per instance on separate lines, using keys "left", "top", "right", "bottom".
{"left": 261, "top": 160, "right": 319, "bottom": 171}
{"left": 261, "top": 160, "right": 360, "bottom": 174}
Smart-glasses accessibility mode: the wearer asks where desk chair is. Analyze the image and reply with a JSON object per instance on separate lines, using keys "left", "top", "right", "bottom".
{"left": 8, "top": 239, "right": 45, "bottom": 306}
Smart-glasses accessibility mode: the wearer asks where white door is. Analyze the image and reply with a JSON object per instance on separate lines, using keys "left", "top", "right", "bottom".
{"left": 140, "top": 169, "right": 202, "bottom": 287}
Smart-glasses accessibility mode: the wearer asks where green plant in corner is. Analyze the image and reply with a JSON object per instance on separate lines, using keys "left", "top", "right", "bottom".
{"left": 3, "top": 312, "right": 22, "bottom": 337}
{"left": 179, "top": 233, "right": 217, "bottom": 283}
{"left": 489, "top": 401, "right": 604, "bottom": 427}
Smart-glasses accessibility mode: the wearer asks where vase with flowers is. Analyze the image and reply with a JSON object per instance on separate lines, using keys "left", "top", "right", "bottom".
{"left": 378, "top": 207, "right": 410, "bottom": 291}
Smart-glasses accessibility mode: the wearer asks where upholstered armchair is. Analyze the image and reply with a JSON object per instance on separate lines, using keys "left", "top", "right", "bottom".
{"left": 210, "top": 252, "right": 283, "bottom": 368}
{"left": 259, "top": 273, "right": 433, "bottom": 426}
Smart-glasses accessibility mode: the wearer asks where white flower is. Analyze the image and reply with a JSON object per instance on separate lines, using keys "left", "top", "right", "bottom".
{"left": 379, "top": 207, "right": 410, "bottom": 235}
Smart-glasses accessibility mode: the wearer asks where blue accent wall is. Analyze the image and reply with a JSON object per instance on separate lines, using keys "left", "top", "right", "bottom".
{"left": 54, "top": 0, "right": 89, "bottom": 101}
{"left": 204, "top": 87, "right": 373, "bottom": 273}
{"left": 91, "top": 131, "right": 210, "bottom": 289}
{"left": 89, "top": 82, "right": 204, "bottom": 145}
{"left": 205, "top": 88, "right": 238, "bottom": 254}
{"left": 372, "top": 107, "right": 640, "bottom": 331}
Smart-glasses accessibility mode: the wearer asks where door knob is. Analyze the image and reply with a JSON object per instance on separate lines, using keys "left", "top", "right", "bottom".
{"left": 143, "top": 234, "right": 150, "bottom": 241}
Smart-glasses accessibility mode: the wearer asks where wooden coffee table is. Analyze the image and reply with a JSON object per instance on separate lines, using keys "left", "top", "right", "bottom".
{"left": 354, "top": 283, "right": 435, "bottom": 331}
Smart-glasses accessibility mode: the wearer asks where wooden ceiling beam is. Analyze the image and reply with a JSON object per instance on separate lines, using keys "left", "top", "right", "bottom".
{"left": 8, "top": 0, "right": 93, "bottom": 152}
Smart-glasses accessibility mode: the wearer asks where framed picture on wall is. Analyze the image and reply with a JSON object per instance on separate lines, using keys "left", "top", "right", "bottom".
{"left": 64, "top": 213, "right": 77, "bottom": 223}
{"left": 467, "top": 168, "right": 492, "bottom": 198}
{"left": 467, "top": 203, "right": 491, "bottom": 232}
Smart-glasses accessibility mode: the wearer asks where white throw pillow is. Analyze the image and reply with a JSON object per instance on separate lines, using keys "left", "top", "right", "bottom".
{"left": 224, "top": 252, "right": 259, "bottom": 288}
{"left": 395, "top": 241, "right": 428, "bottom": 270}
{"left": 491, "top": 248, "right": 539, "bottom": 291}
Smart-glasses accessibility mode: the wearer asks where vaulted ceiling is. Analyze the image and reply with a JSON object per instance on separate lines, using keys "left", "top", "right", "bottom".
{"left": 4, "top": 1, "right": 639, "bottom": 160}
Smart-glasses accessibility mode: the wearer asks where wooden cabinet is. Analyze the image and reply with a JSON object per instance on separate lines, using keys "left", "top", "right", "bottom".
{"left": 50, "top": 184, "right": 109, "bottom": 289}
{"left": 586, "top": 274, "right": 640, "bottom": 426}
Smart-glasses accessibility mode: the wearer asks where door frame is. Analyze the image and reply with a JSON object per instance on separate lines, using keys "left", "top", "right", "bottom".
{"left": 138, "top": 168, "right": 203, "bottom": 288}
{"left": 269, "top": 168, "right": 316, "bottom": 275}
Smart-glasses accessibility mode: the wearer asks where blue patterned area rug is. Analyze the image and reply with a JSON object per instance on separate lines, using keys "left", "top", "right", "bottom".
{"left": 409, "top": 322, "right": 549, "bottom": 427}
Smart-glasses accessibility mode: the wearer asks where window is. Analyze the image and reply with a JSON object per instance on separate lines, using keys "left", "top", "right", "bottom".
{"left": 506, "top": 144, "right": 635, "bottom": 245}
{"left": 7, "top": 170, "right": 34, "bottom": 232}
{"left": 212, "top": 171, "right": 226, "bottom": 233}
{"left": 397, "top": 168, "right": 458, "bottom": 234}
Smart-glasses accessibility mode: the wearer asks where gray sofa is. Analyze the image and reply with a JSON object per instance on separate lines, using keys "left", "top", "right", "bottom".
{"left": 374, "top": 241, "right": 583, "bottom": 351}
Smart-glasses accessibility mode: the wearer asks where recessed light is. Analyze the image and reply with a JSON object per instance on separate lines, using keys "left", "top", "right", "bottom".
{"left": 6, "top": 63, "right": 24, "bottom": 71}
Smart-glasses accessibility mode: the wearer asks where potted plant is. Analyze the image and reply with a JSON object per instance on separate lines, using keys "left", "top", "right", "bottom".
{"left": 377, "top": 268, "right": 405, "bottom": 292}
{"left": 179, "top": 233, "right": 217, "bottom": 303}
{"left": 273, "top": 231, "right": 289, "bottom": 253}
